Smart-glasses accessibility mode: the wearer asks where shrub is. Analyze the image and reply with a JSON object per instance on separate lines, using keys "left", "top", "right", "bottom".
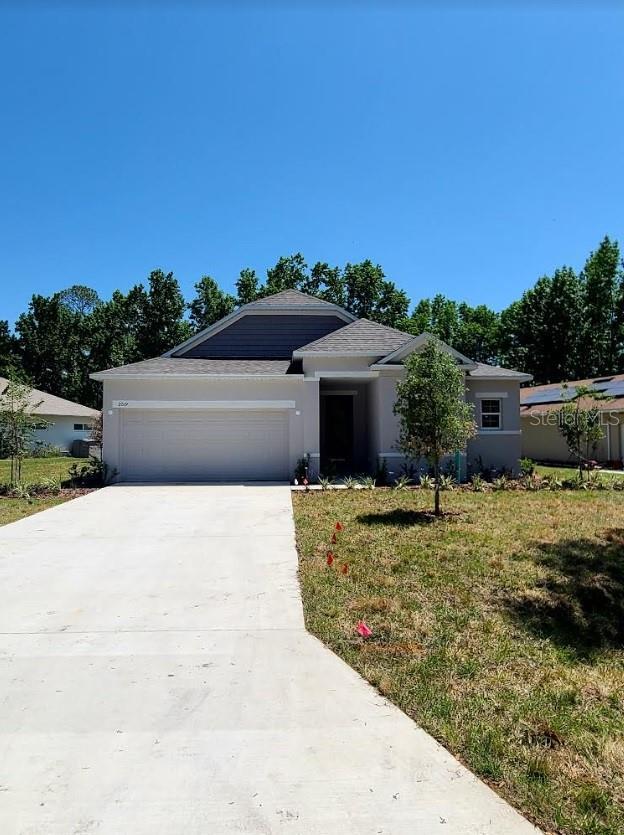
{"left": 66, "top": 456, "right": 107, "bottom": 487}
{"left": 393, "top": 474, "right": 412, "bottom": 490}
{"left": 30, "top": 442, "right": 64, "bottom": 458}
{"left": 470, "top": 473, "right": 486, "bottom": 492}
{"left": 439, "top": 474, "right": 456, "bottom": 491}
{"left": 318, "top": 476, "right": 333, "bottom": 491}
{"left": 358, "top": 475, "right": 376, "bottom": 490}
{"left": 492, "top": 475, "right": 508, "bottom": 491}
{"left": 519, "top": 457, "right": 535, "bottom": 477}
{"left": 418, "top": 474, "right": 434, "bottom": 490}
{"left": 342, "top": 475, "right": 357, "bottom": 489}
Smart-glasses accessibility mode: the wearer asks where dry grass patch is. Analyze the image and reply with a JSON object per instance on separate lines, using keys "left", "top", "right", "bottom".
{"left": 293, "top": 488, "right": 624, "bottom": 835}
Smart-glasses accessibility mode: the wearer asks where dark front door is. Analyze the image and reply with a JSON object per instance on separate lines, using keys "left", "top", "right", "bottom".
{"left": 321, "top": 395, "right": 354, "bottom": 476}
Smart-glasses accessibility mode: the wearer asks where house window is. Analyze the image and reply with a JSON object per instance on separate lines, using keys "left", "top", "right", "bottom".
{"left": 74, "top": 423, "right": 90, "bottom": 431}
{"left": 480, "top": 399, "right": 501, "bottom": 430}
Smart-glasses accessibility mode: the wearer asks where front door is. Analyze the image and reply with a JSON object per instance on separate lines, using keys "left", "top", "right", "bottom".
{"left": 321, "top": 395, "right": 354, "bottom": 476}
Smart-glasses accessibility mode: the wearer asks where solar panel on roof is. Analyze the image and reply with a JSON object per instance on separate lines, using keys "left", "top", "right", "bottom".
{"left": 605, "top": 381, "right": 624, "bottom": 396}
{"left": 523, "top": 390, "right": 562, "bottom": 405}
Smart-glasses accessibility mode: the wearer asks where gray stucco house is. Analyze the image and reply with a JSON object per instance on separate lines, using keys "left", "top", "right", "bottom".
{"left": 91, "top": 289, "right": 530, "bottom": 482}
{"left": 0, "top": 376, "right": 98, "bottom": 454}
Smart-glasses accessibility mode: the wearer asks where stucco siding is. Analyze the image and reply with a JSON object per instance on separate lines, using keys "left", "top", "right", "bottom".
{"left": 177, "top": 314, "right": 346, "bottom": 359}
{"left": 521, "top": 414, "right": 620, "bottom": 464}
{"left": 31, "top": 415, "right": 94, "bottom": 453}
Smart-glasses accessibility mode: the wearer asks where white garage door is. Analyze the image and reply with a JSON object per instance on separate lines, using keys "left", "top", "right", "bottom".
{"left": 119, "top": 409, "right": 290, "bottom": 482}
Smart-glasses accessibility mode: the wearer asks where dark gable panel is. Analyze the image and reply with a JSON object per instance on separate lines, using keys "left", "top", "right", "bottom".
{"left": 176, "top": 314, "right": 347, "bottom": 359}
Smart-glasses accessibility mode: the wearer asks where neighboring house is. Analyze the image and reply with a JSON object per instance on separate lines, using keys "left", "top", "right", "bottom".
{"left": 91, "top": 290, "right": 531, "bottom": 483}
{"left": 0, "top": 377, "right": 99, "bottom": 454}
{"left": 521, "top": 374, "right": 624, "bottom": 466}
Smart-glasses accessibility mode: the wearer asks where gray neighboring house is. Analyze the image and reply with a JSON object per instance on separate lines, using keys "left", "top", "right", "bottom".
{"left": 0, "top": 377, "right": 99, "bottom": 454}
{"left": 91, "top": 289, "right": 531, "bottom": 482}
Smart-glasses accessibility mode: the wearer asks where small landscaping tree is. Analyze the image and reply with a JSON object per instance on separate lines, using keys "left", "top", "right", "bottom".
{"left": 394, "top": 340, "right": 476, "bottom": 516}
{"left": 557, "top": 385, "right": 609, "bottom": 478}
{"left": 0, "top": 379, "right": 46, "bottom": 484}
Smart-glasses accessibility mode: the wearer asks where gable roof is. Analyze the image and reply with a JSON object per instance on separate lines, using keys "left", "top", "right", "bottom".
{"left": 294, "top": 319, "right": 413, "bottom": 356}
{"left": 90, "top": 359, "right": 300, "bottom": 380}
{"left": 469, "top": 362, "right": 532, "bottom": 381}
{"left": 0, "top": 377, "right": 99, "bottom": 418}
{"left": 520, "top": 372, "right": 624, "bottom": 414}
{"left": 243, "top": 289, "right": 341, "bottom": 309}
{"left": 163, "top": 289, "right": 355, "bottom": 359}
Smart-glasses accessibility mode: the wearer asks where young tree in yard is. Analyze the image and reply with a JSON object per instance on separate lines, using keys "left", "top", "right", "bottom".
{"left": 0, "top": 379, "right": 45, "bottom": 484}
{"left": 394, "top": 340, "right": 476, "bottom": 516}
{"left": 557, "top": 386, "right": 609, "bottom": 478}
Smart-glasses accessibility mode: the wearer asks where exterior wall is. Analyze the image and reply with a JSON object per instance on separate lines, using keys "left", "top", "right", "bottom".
{"left": 369, "top": 374, "right": 524, "bottom": 479}
{"left": 101, "top": 376, "right": 308, "bottom": 482}
{"left": 177, "top": 314, "right": 347, "bottom": 359}
{"left": 31, "top": 414, "right": 94, "bottom": 453}
{"left": 466, "top": 380, "right": 523, "bottom": 475}
{"left": 521, "top": 412, "right": 622, "bottom": 465}
{"left": 302, "top": 355, "right": 377, "bottom": 375}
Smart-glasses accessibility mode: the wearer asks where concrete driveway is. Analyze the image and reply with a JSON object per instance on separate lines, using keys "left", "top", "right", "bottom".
{"left": 0, "top": 485, "right": 540, "bottom": 834}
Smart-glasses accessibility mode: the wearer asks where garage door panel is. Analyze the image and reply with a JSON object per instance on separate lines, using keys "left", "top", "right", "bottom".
{"left": 120, "top": 410, "right": 289, "bottom": 482}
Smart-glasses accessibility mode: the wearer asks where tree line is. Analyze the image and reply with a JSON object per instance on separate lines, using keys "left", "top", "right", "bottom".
{"left": 0, "top": 236, "right": 622, "bottom": 409}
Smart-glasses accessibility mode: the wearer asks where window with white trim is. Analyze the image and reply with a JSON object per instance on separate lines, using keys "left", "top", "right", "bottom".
{"left": 73, "top": 423, "right": 91, "bottom": 431}
{"left": 480, "top": 399, "right": 501, "bottom": 430}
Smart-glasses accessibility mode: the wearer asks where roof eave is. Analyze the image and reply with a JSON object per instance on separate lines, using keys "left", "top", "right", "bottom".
{"left": 90, "top": 372, "right": 303, "bottom": 381}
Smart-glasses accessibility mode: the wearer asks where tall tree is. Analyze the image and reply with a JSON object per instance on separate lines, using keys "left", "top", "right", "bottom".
{"left": 0, "top": 321, "right": 22, "bottom": 379}
{"left": 264, "top": 253, "right": 308, "bottom": 295}
{"left": 455, "top": 303, "right": 501, "bottom": 364}
{"left": 235, "top": 268, "right": 260, "bottom": 306}
{"left": 581, "top": 236, "right": 621, "bottom": 376}
{"left": 15, "top": 294, "right": 86, "bottom": 402}
{"left": 57, "top": 285, "right": 101, "bottom": 316}
{"left": 188, "top": 276, "right": 236, "bottom": 331}
{"left": 133, "top": 270, "right": 191, "bottom": 358}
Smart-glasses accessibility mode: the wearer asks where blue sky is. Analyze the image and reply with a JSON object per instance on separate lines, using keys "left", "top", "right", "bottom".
{"left": 1, "top": 2, "right": 622, "bottom": 327}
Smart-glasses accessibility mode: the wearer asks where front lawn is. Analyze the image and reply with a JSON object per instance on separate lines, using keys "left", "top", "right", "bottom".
{"left": 293, "top": 488, "right": 624, "bottom": 835}
{"left": 0, "top": 495, "right": 73, "bottom": 526}
{"left": 0, "top": 456, "right": 89, "bottom": 485}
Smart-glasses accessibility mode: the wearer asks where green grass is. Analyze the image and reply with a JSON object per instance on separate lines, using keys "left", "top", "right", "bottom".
{"left": 293, "top": 488, "right": 624, "bottom": 835}
{"left": 0, "top": 495, "right": 71, "bottom": 526}
{"left": 0, "top": 456, "right": 89, "bottom": 485}
{"left": 536, "top": 464, "right": 624, "bottom": 481}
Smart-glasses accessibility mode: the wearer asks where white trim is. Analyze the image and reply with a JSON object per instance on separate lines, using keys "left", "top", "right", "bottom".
{"left": 475, "top": 391, "right": 508, "bottom": 399}
{"left": 476, "top": 430, "right": 521, "bottom": 435}
{"left": 320, "top": 389, "right": 358, "bottom": 396}
{"left": 369, "top": 363, "right": 405, "bottom": 373}
{"left": 312, "top": 371, "right": 379, "bottom": 379}
{"left": 163, "top": 302, "right": 355, "bottom": 358}
{"left": 294, "top": 350, "right": 384, "bottom": 358}
{"left": 91, "top": 373, "right": 304, "bottom": 381}
{"left": 377, "top": 332, "right": 477, "bottom": 368}
{"left": 308, "top": 452, "right": 321, "bottom": 458}
{"left": 112, "top": 400, "right": 296, "bottom": 411}
{"left": 377, "top": 452, "right": 404, "bottom": 458}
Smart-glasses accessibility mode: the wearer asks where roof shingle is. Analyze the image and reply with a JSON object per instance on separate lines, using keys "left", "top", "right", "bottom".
{"left": 296, "top": 318, "right": 413, "bottom": 355}
{"left": 244, "top": 289, "right": 348, "bottom": 311}
{"left": 91, "top": 358, "right": 298, "bottom": 378}
{"left": 0, "top": 377, "right": 99, "bottom": 417}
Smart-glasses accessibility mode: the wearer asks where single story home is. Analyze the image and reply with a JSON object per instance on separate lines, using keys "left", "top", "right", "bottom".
{"left": 521, "top": 374, "right": 624, "bottom": 466}
{"left": 91, "top": 289, "right": 531, "bottom": 483}
{"left": 0, "top": 377, "right": 99, "bottom": 454}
